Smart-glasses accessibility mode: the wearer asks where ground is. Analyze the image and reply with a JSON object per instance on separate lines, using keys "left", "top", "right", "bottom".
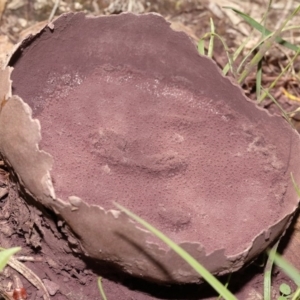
{"left": 0, "top": 0, "right": 300, "bottom": 299}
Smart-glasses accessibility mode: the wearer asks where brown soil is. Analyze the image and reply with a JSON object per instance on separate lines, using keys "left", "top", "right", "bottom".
{"left": 1, "top": 1, "right": 300, "bottom": 300}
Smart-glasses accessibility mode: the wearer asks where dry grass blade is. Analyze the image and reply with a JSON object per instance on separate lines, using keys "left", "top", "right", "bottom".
{"left": 223, "top": 0, "right": 272, "bottom": 77}
{"left": 258, "top": 48, "right": 300, "bottom": 103}
{"left": 7, "top": 256, "right": 50, "bottom": 300}
{"left": 261, "top": 88, "right": 290, "bottom": 122}
{"left": 0, "top": 0, "right": 6, "bottom": 20}
{"left": 0, "top": 290, "right": 13, "bottom": 300}
{"left": 49, "top": 0, "right": 60, "bottom": 22}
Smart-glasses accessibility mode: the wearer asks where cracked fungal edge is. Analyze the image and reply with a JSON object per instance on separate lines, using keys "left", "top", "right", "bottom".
{"left": 0, "top": 67, "right": 12, "bottom": 105}
{"left": 0, "top": 91, "right": 56, "bottom": 206}
{"left": 0, "top": 65, "right": 299, "bottom": 283}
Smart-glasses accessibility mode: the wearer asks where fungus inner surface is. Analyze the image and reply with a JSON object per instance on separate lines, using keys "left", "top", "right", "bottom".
{"left": 19, "top": 66, "right": 288, "bottom": 254}
{"left": 10, "top": 14, "right": 291, "bottom": 256}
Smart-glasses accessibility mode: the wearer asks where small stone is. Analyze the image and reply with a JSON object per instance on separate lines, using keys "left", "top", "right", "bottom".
{"left": 43, "top": 279, "right": 59, "bottom": 296}
{"left": 18, "top": 18, "right": 27, "bottom": 27}
{"left": 67, "top": 236, "right": 78, "bottom": 246}
{"left": 79, "top": 276, "right": 86, "bottom": 285}
{"left": 12, "top": 27, "right": 19, "bottom": 33}
{"left": 48, "top": 22, "right": 54, "bottom": 30}
{"left": 57, "top": 220, "right": 63, "bottom": 227}
{"left": 74, "top": 2, "right": 83, "bottom": 10}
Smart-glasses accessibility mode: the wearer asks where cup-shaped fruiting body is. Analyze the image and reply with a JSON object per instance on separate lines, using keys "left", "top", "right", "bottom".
{"left": 0, "top": 13, "right": 299, "bottom": 284}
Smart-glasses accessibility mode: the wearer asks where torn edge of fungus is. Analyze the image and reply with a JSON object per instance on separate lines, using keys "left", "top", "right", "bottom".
{"left": 0, "top": 67, "right": 12, "bottom": 110}
{"left": 0, "top": 68, "right": 56, "bottom": 208}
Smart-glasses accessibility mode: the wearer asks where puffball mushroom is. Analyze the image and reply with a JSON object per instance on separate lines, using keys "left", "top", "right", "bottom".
{"left": 0, "top": 12, "right": 300, "bottom": 284}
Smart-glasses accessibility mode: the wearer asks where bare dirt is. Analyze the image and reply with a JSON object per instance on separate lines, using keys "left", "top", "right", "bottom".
{"left": 0, "top": 1, "right": 300, "bottom": 300}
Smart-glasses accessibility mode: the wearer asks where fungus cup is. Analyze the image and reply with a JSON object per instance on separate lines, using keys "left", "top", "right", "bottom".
{"left": 0, "top": 12, "right": 300, "bottom": 284}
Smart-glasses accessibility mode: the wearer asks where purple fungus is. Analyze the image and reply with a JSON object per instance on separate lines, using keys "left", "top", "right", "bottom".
{"left": 0, "top": 13, "right": 299, "bottom": 284}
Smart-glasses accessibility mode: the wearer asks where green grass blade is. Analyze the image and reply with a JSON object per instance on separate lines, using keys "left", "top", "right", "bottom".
{"left": 0, "top": 247, "right": 21, "bottom": 272}
{"left": 223, "top": 6, "right": 300, "bottom": 52}
{"left": 283, "top": 25, "right": 300, "bottom": 32}
{"left": 270, "top": 252, "right": 300, "bottom": 286}
{"left": 222, "top": 38, "right": 246, "bottom": 76}
{"left": 197, "top": 31, "right": 235, "bottom": 76}
{"left": 291, "top": 287, "right": 300, "bottom": 300}
{"left": 261, "top": 0, "right": 272, "bottom": 37}
{"left": 256, "top": 59, "right": 263, "bottom": 100}
{"left": 98, "top": 277, "right": 108, "bottom": 300}
{"left": 208, "top": 18, "right": 215, "bottom": 58}
{"left": 264, "top": 241, "right": 279, "bottom": 300}
{"left": 114, "top": 203, "right": 237, "bottom": 300}
{"left": 217, "top": 274, "right": 232, "bottom": 300}
{"left": 260, "top": 88, "right": 290, "bottom": 122}
{"left": 210, "top": 32, "right": 235, "bottom": 76}
{"left": 197, "top": 39, "right": 205, "bottom": 56}
{"left": 291, "top": 173, "right": 300, "bottom": 198}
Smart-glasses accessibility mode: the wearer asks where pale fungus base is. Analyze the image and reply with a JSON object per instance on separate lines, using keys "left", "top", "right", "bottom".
{"left": 0, "top": 13, "right": 300, "bottom": 285}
